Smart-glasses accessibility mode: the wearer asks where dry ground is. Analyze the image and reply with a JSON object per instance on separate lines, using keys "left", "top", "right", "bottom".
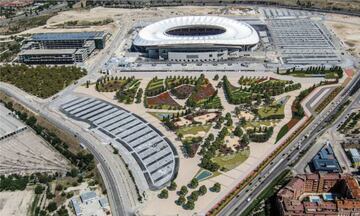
{"left": 0, "top": 130, "right": 70, "bottom": 175}
{"left": 0, "top": 189, "right": 34, "bottom": 216}
{"left": 325, "top": 14, "right": 360, "bottom": 58}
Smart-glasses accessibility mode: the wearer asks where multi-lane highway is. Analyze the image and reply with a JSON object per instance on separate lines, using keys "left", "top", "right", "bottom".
{"left": 219, "top": 71, "right": 360, "bottom": 216}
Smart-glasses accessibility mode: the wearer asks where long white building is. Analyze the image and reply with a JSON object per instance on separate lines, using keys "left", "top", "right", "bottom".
{"left": 133, "top": 16, "right": 260, "bottom": 62}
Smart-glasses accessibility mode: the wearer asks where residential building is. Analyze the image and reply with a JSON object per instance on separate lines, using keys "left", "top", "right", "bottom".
{"left": 277, "top": 173, "right": 360, "bottom": 215}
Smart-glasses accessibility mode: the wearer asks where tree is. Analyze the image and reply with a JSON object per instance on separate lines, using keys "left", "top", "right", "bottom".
{"left": 69, "top": 168, "right": 78, "bottom": 177}
{"left": 188, "top": 190, "right": 199, "bottom": 201}
{"left": 234, "top": 125, "right": 243, "bottom": 137}
{"left": 188, "top": 178, "right": 199, "bottom": 189}
{"left": 113, "top": 148, "right": 119, "bottom": 154}
{"left": 198, "top": 185, "right": 207, "bottom": 196}
{"left": 34, "top": 185, "right": 44, "bottom": 194}
{"left": 179, "top": 186, "right": 188, "bottom": 196}
{"left": 55, "top": 184, "right": 63, "bottom": 191}
{"left": 213, "top": 74, "right": 219, "bottom": 81}
{"left": 158, "top": 189, "right": 168, "bottom": 199}
{"left": 184, "top": 200, "right": 195, "bottom": 210}
{"left": 176, "top": 195, "right": 186, "bottom": 205}
{"left": 168, "top": 181, "right": 177, "bottom": 191}
{"left": 47, "top": 201, "right": 57, "bottom": 212}
{"left": 211, "top": 182, "right": 221, "bottom": 192}
{"left": 241, "top": 134, "right": 250, "bottom": 146}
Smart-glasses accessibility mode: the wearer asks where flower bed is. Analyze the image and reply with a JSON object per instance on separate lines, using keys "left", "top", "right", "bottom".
{"left": 192, "top": 83, "right": 216, "bottom": 102}
{"left": 171, "top": 84, "right": 194, "bottom": 99}
{"left": 146, "top": 92, "right": 181, "bottom": 109}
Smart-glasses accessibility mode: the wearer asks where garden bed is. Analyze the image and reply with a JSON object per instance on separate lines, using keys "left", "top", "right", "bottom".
{"left": 146, "top": 92, "right": 181, "bottom": 109}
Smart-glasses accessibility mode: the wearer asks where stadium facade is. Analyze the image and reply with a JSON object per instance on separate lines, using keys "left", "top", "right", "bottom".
{"left": 133, "top": 16, "right": 260, "bottom": 62}
{"left": 19, "top": 32, "right": 106, "bottom": 64}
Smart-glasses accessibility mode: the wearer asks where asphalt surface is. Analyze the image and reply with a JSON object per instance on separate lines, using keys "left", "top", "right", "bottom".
{"left": 0, "top": 25, "right": 131, "bottom": 216}
{"left": 219, "top": 71, "right": 360, "bottom": 216}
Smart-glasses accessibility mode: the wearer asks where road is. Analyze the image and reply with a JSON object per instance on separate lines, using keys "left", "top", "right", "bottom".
{"left": 0, "top": 25, "right": 133, "bottom": 216}
{"left": 219, "top": 70, "right": 360, "bottom": 216}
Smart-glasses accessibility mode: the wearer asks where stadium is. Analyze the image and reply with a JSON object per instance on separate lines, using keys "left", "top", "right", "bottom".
{"left": 132, "top": 16, "right": 260, "bottom": 62}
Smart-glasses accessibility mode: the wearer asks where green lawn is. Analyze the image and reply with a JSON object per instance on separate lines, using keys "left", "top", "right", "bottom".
{"left": 258, "top": 105, "right": 284, "bottom": 119}
{"left": 258, "top": 97, "right": 288, "bottom": 119}
{"left": 196, "top": 96, "right": 223, "bottom": 109}
{"left": 244, "top": 120, "right": 276, "bottom": 128}
{"left": 212, "top": 149, "right": 250, "bottom": 171}
{"left": 147, "top": 79, "right": 164, "bottom": 91}
{"left": 176, "top": 124, "right": 212, "bottom": 136}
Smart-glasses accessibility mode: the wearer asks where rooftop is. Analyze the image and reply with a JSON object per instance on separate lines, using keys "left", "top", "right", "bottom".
{"left": 20, "top": 49, "right": 77, "bottom": 55}
{"left": 311, "top": 144, "right": 340, "bottom": 172}
{"left": 134, "top": 16, "right": 259, "bottom": 47}
{"left": 80, "top": 191, "right": 97, "bottom": 203}
{"left": 31, "top": 31, "right": 105, "bottom": 41}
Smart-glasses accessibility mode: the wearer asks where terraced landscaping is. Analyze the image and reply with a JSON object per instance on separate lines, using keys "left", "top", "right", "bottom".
{"left": 146, "top": 92, "right": 182, "bottom": 109}
{"left": 223, "top": 76, "right": 301, "bottom": 105}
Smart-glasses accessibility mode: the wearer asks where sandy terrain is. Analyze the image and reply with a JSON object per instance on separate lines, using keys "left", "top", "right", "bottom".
{"left": 325, "top": 14, "right": 360, "bottom": 58}
{"left": 225, "top": 135, "right": 240, "bottom": 150}
{"left": 174, "top": 117, "right": 192, "bottom": 127}
{"left": 238, "top": 111, "right": 255, "bottom": 121}
{"left": 0, "top": 189, "right": 34, "bottom": 216}
{"left": 193, "top": 112, "right": 218, "bottom": 124}
{"left": 183, "top": 131, "right": 207, "bottom": 139}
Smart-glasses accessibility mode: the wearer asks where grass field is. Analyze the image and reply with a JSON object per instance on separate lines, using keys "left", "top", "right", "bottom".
{"left": 212, "top": 149, "right": 250, "bottom": 171}
{"left": 197, "top": 96, "right": 223, "bottom": 109}
{"left": 176, "top": 124, "right": 212, "bottom": 136}
{"left": 244, "top": 120, "right": 277, "bottom": 129}
{"left": 258, "top": 104, "right": 285, "bottom": 119}
{"left": 147, "top": 79, "right": 164, "bottom": 91}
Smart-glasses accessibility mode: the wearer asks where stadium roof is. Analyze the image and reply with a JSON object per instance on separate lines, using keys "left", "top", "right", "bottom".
{"left": 31, "top": 31, "right": 105, "bottom": 41}
{"left": 133, "top": 16, "right": 259, "bottom": 47}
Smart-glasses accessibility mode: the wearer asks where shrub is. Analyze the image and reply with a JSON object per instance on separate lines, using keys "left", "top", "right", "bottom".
{"left": 158, "top": 189, "right": 169, "bottom": 199}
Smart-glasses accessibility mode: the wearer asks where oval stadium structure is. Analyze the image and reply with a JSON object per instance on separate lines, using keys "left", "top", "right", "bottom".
{"left": 133, "top": 16, "right": 260, "bottom": 62}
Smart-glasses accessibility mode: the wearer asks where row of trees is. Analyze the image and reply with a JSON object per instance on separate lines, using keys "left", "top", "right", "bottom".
{"left": 248, "top": 126, "right": 274, "bottom": 143}
{"left": 285, "top": 66, "right": 343, "bottom": 79}
{"left": 199, "top": 127, "right": 229, "bottom": 172}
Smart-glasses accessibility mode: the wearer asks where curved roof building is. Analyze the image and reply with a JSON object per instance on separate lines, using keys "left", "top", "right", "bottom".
{"left": 133, "top": 16, "right": 259, "bottom": 61}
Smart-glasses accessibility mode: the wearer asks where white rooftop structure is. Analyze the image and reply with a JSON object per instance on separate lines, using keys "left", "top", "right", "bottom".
{"left": 61, "top": 97, "right": 179, "bottom": 189}
{"left": 133, "top": 16, "right": 259, "bottom": 47}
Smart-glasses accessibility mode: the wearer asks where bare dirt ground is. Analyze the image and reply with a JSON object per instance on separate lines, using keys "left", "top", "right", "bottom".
{"left": 0, "top": 130, "right": 70, "bottom": 175}
{"left": 0, "top": 189, "right": 34, "bottom": 216}
{"left": 325, "top": 14, "right": 360, "bottom": 58}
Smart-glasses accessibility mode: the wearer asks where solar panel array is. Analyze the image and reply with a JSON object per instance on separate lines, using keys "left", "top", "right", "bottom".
{"left": 61, "top": 97, "right": 178, "bottom": 189}
{"left": 267, "top": 19, "right": 340, "bottom": 64}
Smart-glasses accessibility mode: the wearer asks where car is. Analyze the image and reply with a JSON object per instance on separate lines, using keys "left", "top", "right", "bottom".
{"left": 247, "top": 197, "right": 252, "bottom": 202}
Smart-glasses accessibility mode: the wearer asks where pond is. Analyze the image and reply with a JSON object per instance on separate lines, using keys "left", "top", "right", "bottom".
{"left": 195, "top": 170, "right": 213, "bottom": 181}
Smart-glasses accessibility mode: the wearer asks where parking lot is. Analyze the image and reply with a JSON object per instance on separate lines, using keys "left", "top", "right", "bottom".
{"left": 61, "top": 96, "right": 179, "bottom": 189}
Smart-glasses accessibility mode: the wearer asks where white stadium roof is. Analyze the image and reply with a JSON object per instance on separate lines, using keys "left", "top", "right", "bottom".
{"left": 133, "top": 16, "right": 260, "bottom": 47}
